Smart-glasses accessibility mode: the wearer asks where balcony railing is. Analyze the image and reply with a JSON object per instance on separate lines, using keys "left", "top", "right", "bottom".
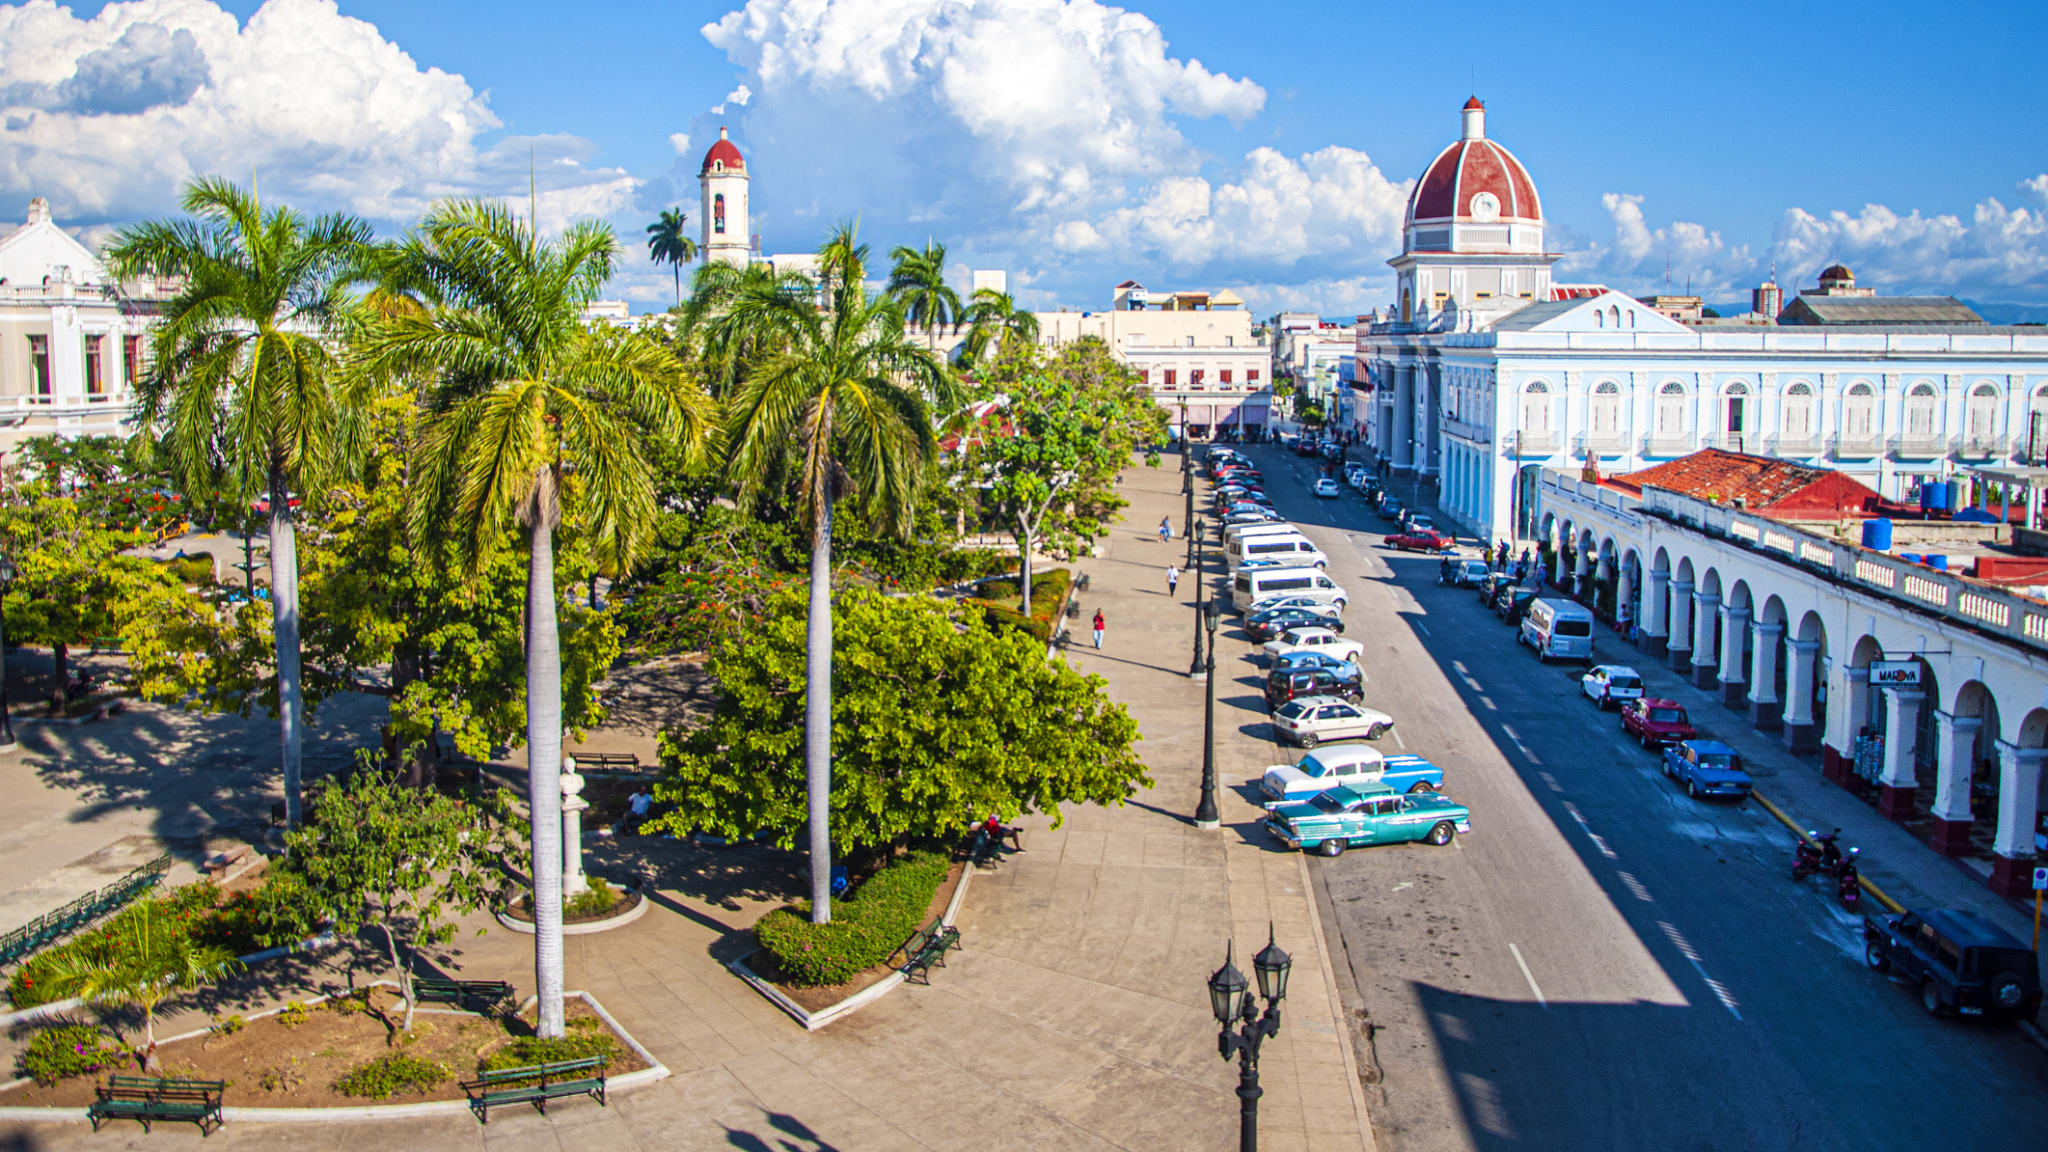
{"left": 1512, "top": 429, "right": 1560, "bottom": 454}
{"left": 1767, "top": 433, "right": 1821, "bottom": 457}
{"left": 1577, "top": 431, "right": 1634, "bottom": 457}
{"left": 1956, "top": 433, "right": 2008, "bottom": 460}
{"left": 1831, "top": 433, "right": 1883, "bottom": 460}
{"left": 1889, "top": 432, "right": 1946, "bottom": 460}
{"left": 1644, "top": 433, "right": 1695, "bottom": 457}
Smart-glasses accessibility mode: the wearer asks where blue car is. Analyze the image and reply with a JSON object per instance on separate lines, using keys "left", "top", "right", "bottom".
{"left": 1269, "top": 650, "right": 1362, "bottom": 681}
{"left": 1662, "top": 739, "right": 1752, "bottom": 800}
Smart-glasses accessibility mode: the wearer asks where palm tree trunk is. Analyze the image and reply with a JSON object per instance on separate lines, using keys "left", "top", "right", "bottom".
{"left": 805, "top": 499, "right": 835, "bottom": 925}
{"left": 269, "top": 469, "right": 305, "bottom": 830}
{"left": 525, "top": 499, "right": 567, "bottom": 1039}
{"left": 1016, "top": 514, "right": 1035, "bottom": 616}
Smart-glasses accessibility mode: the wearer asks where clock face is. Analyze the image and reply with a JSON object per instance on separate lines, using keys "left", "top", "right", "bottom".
{"left": 1469, "top": 192, "right": 1500, "bottom": 221}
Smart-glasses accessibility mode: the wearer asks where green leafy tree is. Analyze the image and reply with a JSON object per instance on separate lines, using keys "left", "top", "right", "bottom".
{"left": 959, "top": 287, "right": 1041, "bottom": 366}
{"left": 650, "top": 587, "right": 1148, "bottom": 853}
{"left": 703, "top": 223, "right": 955, "bottom": 924}
{"left": 970, "top": 339, "right": 1165, "bottom": 610}
{"left": 886, "top": 240, "right": 962, "bottom": 353}
{"left": 677, "top": 258, "right": 816, "bottom": 399}
{"left": 106, "top": 177, "right": 373, "bottom": 830}
{"left": 274, "top": 763, "right": 515, "bottom": 1031}
{"left": 644, "top": 208, "right": 698, "bottom": 307}
{"left": 38, "top": 901, "right": 241, "bottom": 1070}
{"left": 361, "top": 198, "right": 712, "bottom": 1039}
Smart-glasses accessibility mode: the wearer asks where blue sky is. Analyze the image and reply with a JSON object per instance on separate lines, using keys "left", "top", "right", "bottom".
{"left": 7, "top": 0, "right": 2046, "bottom": 314}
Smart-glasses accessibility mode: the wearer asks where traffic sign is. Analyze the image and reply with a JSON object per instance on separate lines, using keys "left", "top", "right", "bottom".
{"left": 2034, "top": 866, "right": 2048, "bottom": 892}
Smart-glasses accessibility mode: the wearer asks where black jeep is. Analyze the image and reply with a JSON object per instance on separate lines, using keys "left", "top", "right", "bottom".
{"left": 1863, "top": 908, "right": 2041, "bottom": 1021}
{"left": 1263, "top": 667, "right": 1363, "bottom": 711}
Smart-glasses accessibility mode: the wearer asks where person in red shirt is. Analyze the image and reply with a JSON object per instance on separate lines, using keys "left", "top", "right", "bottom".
{"left": 1091, "top": 610, "right": 1105, "bottom": 649}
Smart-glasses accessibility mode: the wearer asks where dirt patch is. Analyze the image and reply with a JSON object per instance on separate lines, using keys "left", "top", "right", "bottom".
{"left": 3, "top": 988, "right": 644, "bottom": 1108}
{"left": 747, "top": 855, "right": 966, "bottom": 1013}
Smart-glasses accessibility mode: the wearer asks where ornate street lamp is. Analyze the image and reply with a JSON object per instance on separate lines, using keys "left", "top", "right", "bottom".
{"left": 1209, "top": 928, "right": 1293, "bottom": 1151}
{"left": 1194, "top": 599, "right": 1221, "bottom": 829}
{"left": 0, "top": 550, "right": 13, "bottom": 747}
{"left": 1188, "top": 522, "right": 1207, "bottom": 679}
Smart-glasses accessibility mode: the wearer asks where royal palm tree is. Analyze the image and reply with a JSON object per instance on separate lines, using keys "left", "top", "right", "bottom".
{"left": 960, "top": 287, "right": 1042, "bottom": 365}
{"left": 361, "top": 199, "right": 712, "bottom": 1037}
{"left": 677, "top": 257, "right": 814, "bottom": 399}
{"left": 885, "top": 240, "right": 962, "bottom": 354}
{"left": 107, "top": 177, "right": 372, "bottom": 831}
{"left": 712, "top": 224, "right": 955, "bottom": 923}
{"left": 645, "top": 208, "right": 698, "bottom": 307}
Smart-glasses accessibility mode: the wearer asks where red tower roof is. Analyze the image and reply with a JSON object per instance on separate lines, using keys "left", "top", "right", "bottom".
{"left": 1463, "top": 95, "right": 1486, "bottom": 110}
{"left": 700, "top": 127, "right": 745, "bottom": 176}
{"left": 1404, "top": 101, "right": 1541, "bottom": 248}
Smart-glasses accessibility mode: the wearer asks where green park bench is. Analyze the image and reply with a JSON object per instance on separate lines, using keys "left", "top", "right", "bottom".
{"left": 413, "top": 977, "right": 513, "bottom": 1012}
{"left": 88, "top": 1075, "right": 225, "bottom": 1134}
{"left": 895, "top": 916, "right": 961, "bottom": 985}
{"left": 460, "top": 1055, "right": 609, "bottom": 1123}
{"left": 568, "top": 751, "right": 645, "bottom": 776}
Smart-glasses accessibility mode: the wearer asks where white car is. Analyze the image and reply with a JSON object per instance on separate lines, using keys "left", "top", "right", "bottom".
{"left": 1260, "top": 744, "right": 1389, "bottom": 803}
{"left": 1271, "top": 696, "right": 1394, "bottom": 747}
{"left": 1246, "top": 594, "right": 1342, "bottom": 621}
{"left": 1262, "top": 626, "right": 1366, "bottom": 666}
{"left": 1405, "top": 512, "right": 1436, "bottom": 533}
{"left": 1582, "top": 665, "right": 1646, "bottom": 710}
{"left": 1312, "top": 478, "right": 1341, "bottom": 498}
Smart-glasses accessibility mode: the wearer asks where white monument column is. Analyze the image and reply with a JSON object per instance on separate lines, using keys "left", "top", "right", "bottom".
{"left": 560, "top": 758, "right": 589, "bottom": 897}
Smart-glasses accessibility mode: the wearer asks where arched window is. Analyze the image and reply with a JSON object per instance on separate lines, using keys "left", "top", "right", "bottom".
{"left": 1965, "top": 383, "right": 1999, "bottom": 444}
{"left": 1905, "top": 382, "right": 1939, "bottom": 437}
{"left": 1595, "top": 309, "right": 1605, "bottom": 329}
{"left": 1843, "top": 381, "right": 1875, "bottom": 438}
{"left": 1607, "top": 305, "right": 1621, "bottom": 328}
{"left": 713, "top": 193, "right": 726, "bottom": 234}
{"left": 1655, "top": 381, "right": 1687, "bottom": 435}
{"left": 1783, "top": 381, "right": 1815, "bottom": 439}
{"left": 1520, "top": 381, "right": 1552, "bottom": 436}
{"left": 2030, "top": 384, "right": 2048, "bottom": 451}
{"left": 1723, "top": 381, "right": 1751, "bottom": 446}
{"left": 1590, "top": 380, "right": 1622, "bottom": 435}
{"left": 1401, "top": 289, "right": 1413, "bottom": 324}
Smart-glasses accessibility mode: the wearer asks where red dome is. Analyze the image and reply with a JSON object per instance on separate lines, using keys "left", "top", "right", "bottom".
{"left": 1463, "top": 95, "right": 1485, "bottom": 110}
{"left": 1404, "top": 102, "right": 1541, "bottom": 249}
{"left": 700, "top": 127, "right": 745, "bottom": 176}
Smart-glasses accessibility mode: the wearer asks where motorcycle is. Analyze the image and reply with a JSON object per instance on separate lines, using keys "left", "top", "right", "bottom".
{"left": 1792, "top": 828, "right": 1843, "bottom": 882}
{"left": 1835, "top": 847, "right": 1862, "bottom": 909}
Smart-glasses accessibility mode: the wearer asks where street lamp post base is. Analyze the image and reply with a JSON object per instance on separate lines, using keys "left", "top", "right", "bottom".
{"left": 1194, "top": 818, "right": 1221, "bottom": 831}
{"left": 1189, "top": 670, "right": 1208, "bottom": 682}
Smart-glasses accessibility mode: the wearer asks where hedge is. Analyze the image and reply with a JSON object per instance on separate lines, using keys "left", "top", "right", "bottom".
{"left": 752, "top": 850, "right": 951, "bottom": 987}
{"left": 969, "top": 567, "right": 1071, "bottom": 644}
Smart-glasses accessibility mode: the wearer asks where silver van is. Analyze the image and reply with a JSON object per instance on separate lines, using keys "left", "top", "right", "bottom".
{"left": 1519, "top": 598, "right": 1595, "bottom": 662}
{"left": 1227, "top": 533, "right": 1328, "bottom": 572}
{"left": 1232, "top": 566, "right": 1347, "bottom": 613}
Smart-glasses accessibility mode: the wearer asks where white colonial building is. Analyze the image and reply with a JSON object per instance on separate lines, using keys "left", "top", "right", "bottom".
{"left": 0, "top": 198, "right": 171, "bottom": 455}
{"left": 1036, "top": 284, "right": 1273, "bottom": 439}
{"left": 1360, "top": 101, "right": 2048, "bottom": 543}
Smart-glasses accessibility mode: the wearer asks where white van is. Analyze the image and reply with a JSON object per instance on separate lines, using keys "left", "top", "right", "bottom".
{"left": 1224, "top": 520, "right": 1302, "bottom": 544}
{"left": 1519, "top": 598, "right": 1595, "bottom": 662}
{"left": 1227, "top": 533, "right": 1328, "bottom": 572}
{"left": 1233, "top": 566, "right": 1347, "bottom": 613}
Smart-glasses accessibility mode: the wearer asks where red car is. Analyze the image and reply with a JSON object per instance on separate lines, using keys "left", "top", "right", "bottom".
{"left": 1385, "top": 528, "right": 1454, "bottom": 552}
{"left": 1620, "top": 698, "right": 1697, "bottom": 749}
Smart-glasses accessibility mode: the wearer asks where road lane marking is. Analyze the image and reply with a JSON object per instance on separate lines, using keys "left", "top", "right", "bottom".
{"left": 1414, "top": 621, "right": 1431, "bottom": 637}
{"left": 1618, "top": 871, "right": 1653, "bottom": 902}
{"left": 1478, "top": 696, "right": 1497, "bottom": 711}
{"left": 1500, "top": 723, "right": 1541, "bottom": 763}
{"left": 1391, "top": 728, "right": 1407, "bottom": 749}
{"left": 1452, "top": 660, "right": 1470, "bottom": 674}
{"left": 1509, "top": 943, "right": 1547, "bottom": 1007}
{"left": 1392, "top": 882, "right": 1413, "bottom": 892}
{"left": 1538, "top": 772, "right": 1562, "bottom": 793}
{"left": 1659, "top": 921, "right": 1743, "bottom": 1020}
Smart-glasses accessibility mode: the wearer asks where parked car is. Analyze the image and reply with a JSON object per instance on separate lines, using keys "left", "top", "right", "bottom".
{"left": 1620, "top": 698, "right": 1696, "bottom": 748}
{"left": 1246, "top": 605, "right": 1348, "bottom": 643}
{"left": 1385, "top": 528, "right": 1455, "bottom": 553}
{"left": 1405, "top": 512, "right": 1436, "bottom": 533}
{"left": 1478, "top": 572, "right": 1516, "bottom": 604}
{"left": 1312, "top": 478, "right": 1341, "bottom": 499}
{"left": 1268, "top": 650, "right": 1363, "bottom": 681}
{"left": 1662, "top": 739, "right": 1753, "bottom": 800}
{"left": 1262, "top": 626, "right": 1366, "bottom": 666}
{"left": 1498, "top": 589, "right": 1538, "bottom": 624}
{"left": 1864, "top": 908, "right": 2041, "bottom": 1021}
{"left": 1379, "top": 497, "right": 1406, "bottom": 521}
{"left": 1265, "top": 783, "right": 1470, "bottom": 857}
{"left": 1581, "top": 665, "right": 1646, "bottom": 710}
{"left": 1264, "top": 668, "right": 1364, "bottom": 710}
{"left": 1246, "top": 594, "right": 1343, "bottom": 622}
{"left": 1225, "top": 508, "right": 1286, "bottom": 526}
{"left": 1442, "top": 559, "right": 1492, "bottom": 587}
{"left": 1271, "top": 696, "right": 1394, "bottom": 746}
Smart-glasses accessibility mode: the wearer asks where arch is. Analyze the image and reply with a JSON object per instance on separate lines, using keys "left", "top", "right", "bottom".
{"left": 1757, "top": 593, "right": 1787, "bottom": 627}
{"left": 1696, "top": 564, "right": 1721, "bottom": 600}
{"left": 1651, "top": 546, "right": 1672, "bottom": 578}
{"left": 1905, "top": 381, "right": 1940, "bottom": 438}
{"left": 1842, "top": 380, "right": 1877, "bottom": 439}
{"left": 1723, "top": 380, "right": 1750, "bottom": 396}
{"left": 1965, "top": 382, "right": 2000, "bottom": 444}
{"left": 2018, "top": 707, "right": 2048, "bottom": 748}
{"left": 1674, "top": 554, "right": 1696, "bottom": 587}
{"left": 1521, "top": 379, "right": 1553, "bottom": 436}
{"left": 1723, "top": 578, "right": 1753, "bottom": 613}
{"left": 1655, "top": 380, "right": 1688, "bottom": 435}
{"left": 1783, "top": 380, "right": 1817, "bottom": 441}
{"left": 713, "top": 193, "right": 727, "bottom": 234}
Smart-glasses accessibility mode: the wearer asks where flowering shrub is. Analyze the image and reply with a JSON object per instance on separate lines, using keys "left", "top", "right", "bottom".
{"left": 20, "top": 1024, "right": 128, "bottom": 1085}
{"left": 6, "top": 880, "right": 278, "bottom": 1008}
{"left": 753, "top": 850, "right": 950, "bottom": 987}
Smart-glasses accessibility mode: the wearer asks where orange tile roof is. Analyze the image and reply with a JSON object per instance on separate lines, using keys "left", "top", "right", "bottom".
{"left": 1606, "top": 449, "right": 1873, "bottom": 510}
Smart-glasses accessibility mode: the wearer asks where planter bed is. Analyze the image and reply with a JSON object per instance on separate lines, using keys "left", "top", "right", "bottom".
{"left": 1, "top": 986, "right": 647, "bottom": 1111}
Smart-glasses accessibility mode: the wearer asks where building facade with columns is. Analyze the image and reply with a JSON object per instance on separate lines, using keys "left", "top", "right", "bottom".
{"left": 1036, "top": 284, "right": 1272, "bottom": 439}
{"left": 1535, "top": 465, "right": 2048, "bottom": 897}
{"left": 0, "top": 198, "right": 172, "bottom": 456}
{"left": 1359, "top": 101, "right": 2048, "bottom": 544}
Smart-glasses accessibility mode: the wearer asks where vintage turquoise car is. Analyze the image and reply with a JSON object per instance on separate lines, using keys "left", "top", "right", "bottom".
{"left": 1265, "top": 783, "right": 1472, "bottom": 857}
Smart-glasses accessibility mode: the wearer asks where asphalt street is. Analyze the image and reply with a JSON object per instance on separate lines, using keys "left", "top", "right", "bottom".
{"left": 1200, "top": 443, "right": 2048, "bottom": 1152}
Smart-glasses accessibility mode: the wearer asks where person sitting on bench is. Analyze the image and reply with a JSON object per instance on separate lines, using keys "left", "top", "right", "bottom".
{"left": 980, "top": 814, "right": 1023, "bottom": 853}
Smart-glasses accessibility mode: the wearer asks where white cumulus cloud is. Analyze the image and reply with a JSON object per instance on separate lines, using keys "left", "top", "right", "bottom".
{"left": 1773, "top": 177, "right": 2048, "bottom": 300}
{"left": 1560, "top": 192, "right": 1755, "bottom": 302}
{"left": 0, "top": 0, "right": 636, "bottom": 227}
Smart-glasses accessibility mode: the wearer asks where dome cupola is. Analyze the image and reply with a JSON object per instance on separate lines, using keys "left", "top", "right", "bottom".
{"left": 1403, "top": 98, "right": 1544, "bottom": 256}
{"left": 700, "top": 126, "right": 745, "bottom": 176}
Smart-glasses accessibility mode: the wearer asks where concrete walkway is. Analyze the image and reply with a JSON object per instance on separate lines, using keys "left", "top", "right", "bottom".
{"left": 4, "top": 456, "right": 1374, "bottom": 1151}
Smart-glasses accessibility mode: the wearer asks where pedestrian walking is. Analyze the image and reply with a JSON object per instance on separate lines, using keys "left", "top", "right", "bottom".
{"left": 1159, "top": 515, "right": 1173, "bottom": 544}
{"left": 1166, "top": 564, "right": 1180, "bottom": 596}
{"left": 1091, "top": 610, "right": 1106, "bottom": 649}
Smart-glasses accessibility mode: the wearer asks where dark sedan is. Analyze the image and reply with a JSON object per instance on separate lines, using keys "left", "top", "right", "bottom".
{"left": 1245, "top": 605, "right": 1348, "bottom": 643}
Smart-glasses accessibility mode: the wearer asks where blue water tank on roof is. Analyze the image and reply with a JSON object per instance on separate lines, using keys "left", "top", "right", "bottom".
{"left": 1862, "top": 518, "right": 1893, "bottom": 551}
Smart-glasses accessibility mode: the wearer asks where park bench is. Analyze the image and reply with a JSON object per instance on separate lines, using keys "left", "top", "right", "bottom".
{"left": 413, "top": 977, "right": 513, "bottom": 1012}
{"left": 459, "top": 1055, "right": 609, "bottom": 1123}
{"left": 567, "top": 751, "right": 645, "bottom": 776}
{"left": 88, "top": 1075, "right": 224, "bottom": 1134}
{"left": 894, "top": 916, "right": 961, "bottom": 985}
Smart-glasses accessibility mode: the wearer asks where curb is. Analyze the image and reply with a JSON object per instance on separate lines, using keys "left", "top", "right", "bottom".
{"left": 494, "top": 883, "right": 650, "bottom": 936}
{"left": 1294, "top": 850, "right": 1381, "bottom": 1152}
{"left": 1751, "top": 789, "right": 1905, "bottom": 914}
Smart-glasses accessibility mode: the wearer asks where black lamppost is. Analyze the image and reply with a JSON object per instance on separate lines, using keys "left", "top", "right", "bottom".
{"left": 1209, "top": 929, "right": 1293, "bottom": 1152}
{"left": 1194, "top": 599, "right": 1221, "bottom": 829}
{"left": 0, "top": 550, "right": 15, "bottom": 747}
{"left": 1186, "top": 492, "right": 1200, "bottom": 570}
{"left": 1188, "top": 522, "right": 1207, "bottom": 679}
